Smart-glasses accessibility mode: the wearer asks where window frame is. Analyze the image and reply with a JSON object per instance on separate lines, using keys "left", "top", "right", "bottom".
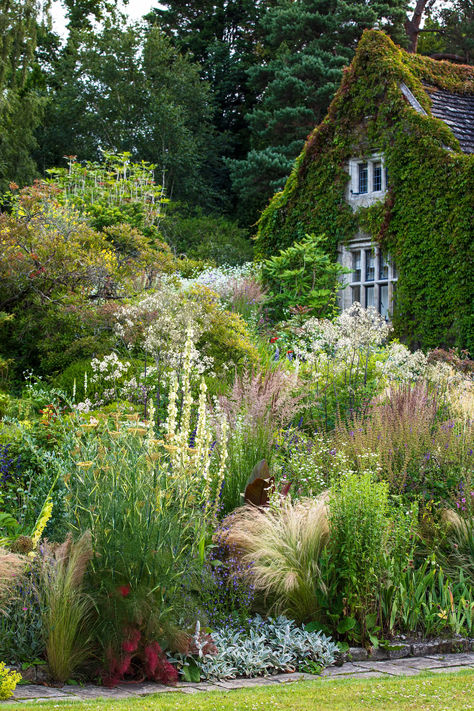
{"left": 346, "top": 243, "right": 397, "bottom": 321}
{"left": 348, "top": 154, "right": 386, "bottom": 198}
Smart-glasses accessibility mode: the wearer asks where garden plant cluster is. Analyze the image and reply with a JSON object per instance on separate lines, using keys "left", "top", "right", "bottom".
{"left": 0, "top": 161, "right": 472, "bottom": 700}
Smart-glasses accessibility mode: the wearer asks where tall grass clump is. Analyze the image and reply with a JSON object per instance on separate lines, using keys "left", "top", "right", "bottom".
{"left": 217, "top": 368, "right": 305, "bottom": 513}
{"left": 39, "top": 533, "right": 92, "bottom": 683}
{"left": 39, "top": 532, "right": 93, "bottom": 683}
{"left": 0, "top": 549, "right": 26, "bottom": 613}
{"left": 218, "top": 496, "right": 329, "bottom": 624}
{"left": 440, "top": 509, "right": 474, "bottom": 587}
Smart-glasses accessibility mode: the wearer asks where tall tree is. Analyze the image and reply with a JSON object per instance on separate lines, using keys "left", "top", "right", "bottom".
{"left": 418, "top": 0, "right": 474, "bottom": 63}
{"left": 151, "top": 1, "right": 272, "bottom": 152}
{"left": 0, "top": 0, "right": 47, "bottom": 189}
{"left": 35, "top": 21, "right": 217, "bottom": 206}
{"left": 227, "top": 0, "right": 410, "bottom": 224}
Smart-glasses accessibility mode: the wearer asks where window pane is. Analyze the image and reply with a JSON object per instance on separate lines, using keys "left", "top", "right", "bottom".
{"left": 365, "top": 285, "right": 375, "bottom": 308}
{"left": 352, "top": 251, "right": 361, "bottom": 282}
{"left": 365, "top": 250, "right": 375, "bottom": 281}
{"left": 358, "top": 163, "right": 368, "bottom": 194}
{"left": 373, "top": 162, "right": 382, "bottom": 191}
{"left": 379, "top": 284, "right": 389, "bottom": 319}
{"left": 352, "top": 285, "right": 361, "bottom": 304}
{"left": 379, "top": 251, "right": 389, "bottom": 280}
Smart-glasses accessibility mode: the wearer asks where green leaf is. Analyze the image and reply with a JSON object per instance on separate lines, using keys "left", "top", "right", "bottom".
{"left": 182, "top": 660, "right": 201, "bottom": 683}
{"left": 337, "top": 616, "right": 357, "bottom": 634}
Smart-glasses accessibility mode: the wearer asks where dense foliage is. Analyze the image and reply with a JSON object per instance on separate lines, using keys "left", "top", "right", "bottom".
{"left": 0, "top": 2, "right": 472, "bottom": 700}
{"left": 256, "top": 30, "right": 474, "bottom": 352}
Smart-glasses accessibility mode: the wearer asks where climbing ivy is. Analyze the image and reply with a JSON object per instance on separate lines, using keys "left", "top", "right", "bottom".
{"left": 256, "top": 30, "right": 473, "bottom": 353}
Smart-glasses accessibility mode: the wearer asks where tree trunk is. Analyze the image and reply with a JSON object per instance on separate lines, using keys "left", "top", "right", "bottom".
{"left": 405, "top": 0, "right": 431, "bottom": 53}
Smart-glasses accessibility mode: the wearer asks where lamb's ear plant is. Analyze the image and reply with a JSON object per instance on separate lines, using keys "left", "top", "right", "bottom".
{"left": 39, "top": 532, "right": 94, "bottom": 683}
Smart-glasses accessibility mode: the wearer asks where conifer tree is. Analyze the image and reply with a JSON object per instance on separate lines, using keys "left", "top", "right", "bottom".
{"left": 228, "top": 0, "right": 409, "bottom": 223}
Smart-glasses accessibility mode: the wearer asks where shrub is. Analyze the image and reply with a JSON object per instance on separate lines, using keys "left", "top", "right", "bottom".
{"left": 262, "top": 233, "right": 348, "bottom": 321}
{"left": 0, "top": 662, "right": 21, "bottom": 700}
{"left": 328, "top": 471, "right": 417, "bottom": 643}
{"left": 160, "top": 206, "right": 253, "bottom": 265}
{"left": 291, "top": 304, "right": 391, "bottom": 427}
{"left": 115, "top": 283, "right": 259, "bottom": 375}
{"left": 218, "top": 496, "right": 329, "bottom": 624}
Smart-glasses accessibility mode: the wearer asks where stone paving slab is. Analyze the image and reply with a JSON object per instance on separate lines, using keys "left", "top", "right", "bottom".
{"left": 424, "top": 653, "right": 474, "bottom": 666}
{"left": 320, "top": 663, "right": 370, "bottom": 676}
{"left": 428, "top": 665, "right": 474, "bottom": 674}
{"left": 2, "top": 653, "right": 473, "bottom": 704}
{"left": 355, "top": 663, "right": 422, "bottom": 677}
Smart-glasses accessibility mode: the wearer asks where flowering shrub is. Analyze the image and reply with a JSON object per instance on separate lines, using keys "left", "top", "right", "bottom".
{"left": 291, "top": 304, "right": 390, "bottom": 426}
{"left": 115, "top": 282, "right": 259, "bottom": 373}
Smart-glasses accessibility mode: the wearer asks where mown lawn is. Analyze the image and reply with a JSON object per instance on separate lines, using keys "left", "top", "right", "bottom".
{"left": 4, "top": 670, "right": 474, "bottom": 711}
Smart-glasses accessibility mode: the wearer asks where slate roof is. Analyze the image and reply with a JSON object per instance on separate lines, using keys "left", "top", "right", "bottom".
{"left": 422, "top": 83, "right": 474, "bottom": 154}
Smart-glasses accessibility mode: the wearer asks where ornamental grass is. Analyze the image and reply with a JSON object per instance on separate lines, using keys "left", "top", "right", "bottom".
{"left": 218, "top": 495, "right": 329, "bottom": 624}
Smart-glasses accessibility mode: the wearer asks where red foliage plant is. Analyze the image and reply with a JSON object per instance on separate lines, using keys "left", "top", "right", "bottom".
{"left": 103, "top": 628, "right": 178, "bottom": 687}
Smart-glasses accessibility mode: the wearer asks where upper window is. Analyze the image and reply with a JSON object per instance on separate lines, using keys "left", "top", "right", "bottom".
{"left": 348, "top": 155, "right": 386, "bottom": 200}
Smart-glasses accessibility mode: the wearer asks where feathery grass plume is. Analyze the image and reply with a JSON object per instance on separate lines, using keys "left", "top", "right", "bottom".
{"left": 334, "top": 382, "right": 442, "bottom": 494}
{"left": 216, "top": 368, "right": 305, "bottom": 514}
{"left": 0, "top": 549, "right": 26, "bottom": 613}
{"left": 39, "top": 532, "right": 93, "bottom": 683}
{"left": 218, "top": 495, "right": 329, "bottom": 624}
{"left": 440, "top": 510, "right": 474, "bottom": 586}
{"left": 218, "top": 367, "right": 304, "bottom": 431}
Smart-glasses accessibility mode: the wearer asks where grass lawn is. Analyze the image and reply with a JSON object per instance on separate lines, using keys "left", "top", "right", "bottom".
{"left": 3, "top": 670, "right": 474, "bottom": 711}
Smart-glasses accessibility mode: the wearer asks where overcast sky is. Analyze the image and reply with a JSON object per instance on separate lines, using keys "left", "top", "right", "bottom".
{"left": 51, "top": 1, "right": 157, "bottom": 35}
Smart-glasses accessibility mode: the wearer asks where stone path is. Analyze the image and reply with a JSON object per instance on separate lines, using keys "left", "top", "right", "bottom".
{"left": 5, "top": 652, "right": 474, "bottom": 705}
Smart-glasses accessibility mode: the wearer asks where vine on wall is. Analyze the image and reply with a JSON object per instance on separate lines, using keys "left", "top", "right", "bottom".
{"left": 256, "top": 30, "right": 474, "bottom": 353}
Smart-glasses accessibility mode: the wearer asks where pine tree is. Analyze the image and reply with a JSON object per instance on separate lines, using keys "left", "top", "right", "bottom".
{"left": 228, "top": 0, "right": 409, "bottom": 224}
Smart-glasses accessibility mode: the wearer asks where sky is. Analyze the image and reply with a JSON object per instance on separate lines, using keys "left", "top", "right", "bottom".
{"left": 51, "top": 1, "right": 157, "bottom": 35}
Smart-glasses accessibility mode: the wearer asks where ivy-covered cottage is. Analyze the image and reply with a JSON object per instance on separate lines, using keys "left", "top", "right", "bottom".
{"left": 256, "top": 30, "right": 474, "bottom": 352}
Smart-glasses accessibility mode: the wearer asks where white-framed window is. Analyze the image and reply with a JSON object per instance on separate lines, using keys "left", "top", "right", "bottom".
{"left": 340, "top": 240, "right": 397, "bottom": 320}
{"left": 347, "top": 154, "right": 386, "bottom": 201}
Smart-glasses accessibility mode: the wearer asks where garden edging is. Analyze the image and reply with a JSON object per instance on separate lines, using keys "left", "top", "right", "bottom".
{"left": 4, "top": 651, "right": 474, "bottom": 704}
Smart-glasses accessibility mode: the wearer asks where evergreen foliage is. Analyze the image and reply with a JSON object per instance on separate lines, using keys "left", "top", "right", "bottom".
{"left": 228, "top": 0, "right": 410, "bottom": 222}
{"left": 256, "top": 30, "right": 474, "bottom": 352}
{"left": 0, "top": 0, "right": 45, "bottom": 190}
{"left": 418, "top": 0, "right": 474, "bottom": 64}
